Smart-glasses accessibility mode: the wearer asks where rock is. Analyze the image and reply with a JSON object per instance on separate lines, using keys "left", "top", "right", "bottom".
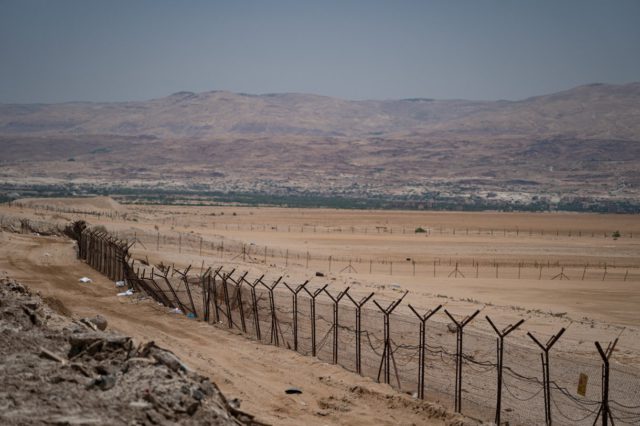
{"left": 22, "top": 305, "right": 43, "bottom": 326}
{"left": 1, "top": 277, "right": 259, "bottom": 426}
{"left": 447, "top": 323, "right": 457, "bottom": 333}
{"left": 47, "top": 415, "right": 103, "bottom": 425}
{"left": 6, "top": 280, "right": 27, "bottom": 293}
{"left": 228, "top": 398, "right": 241, "bottom": 409}
{"left": 151, "top": 349, "right": 189, "bottom": 372}
{"left": 185, "top": 400, "right": 200, "bottom": 415}
{"left": 68, "top": 332, "right": 132, "bottom": 358}
{"left": 39, "top": 346, "right": 67, "bottom": 364}
{"left": 87, "top": 374, "right": 116, "bottom": 391}
{"left": 89, "top": 315, "right": 108, "bottom": 331}
{"left": 129, "top": 400, "right": 153, "bottom": 409}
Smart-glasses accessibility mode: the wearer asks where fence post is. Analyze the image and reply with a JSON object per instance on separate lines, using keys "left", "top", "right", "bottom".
{"left": 303, "top": 284, "right": 328, "bottom": 357}
{"left": 109, "top": 236, "right": 118, "bottom": 280}
{"left": 210, "top": 271, "right": 222, "bottom": 323}
{"left": 373, "top": 291, "right": 408, "bottom": 388}
{"left": 486, "top": 316, "right": 525, "bottom": 425}
{"left": 283, "top": 280, "right": 309, "bottom": 352}
{"left": 444, "top": 309, "right": 480, "bottom": 413}
{"left": 527, "top": 327, "right": 566, "bottom": 426}
{"left": 93, "top": 231, "right": 100, "bottom": 269}
{"left": 106, "top": 236, "right": 115, "bottom": 279}
{"left": 594, "top": 339, "right": 618, "bottom": 426}
{"left": 88, "top": 230, "right": 95, "bottom": 266}
{"left": 119, "top": 240, "right": 131, "bottom": 283}
{"left": 260, "top": 276, "right": 283, "bottom": 346}
{"left": 104, "top": 235, "right": 112, "bottom": 279}
{"left": 408, "top": 304, "right": 442, "bottom": 399}
{"left": 448, "top": 262, "right": 465, "bottom": 278}
{"left": 147, "top": 268, "right": 175, "bottom": 307}
{"left": 551, "top": 266, "right": 569, "bottom": 280}
{"left": 244, "top": 274, "right": 265, "bottom": 340}
{"left": 160, "top": 265, "right": 189, "bottom": 315}
{"left": 78, "top": 229, "right": 85, "bottom": 260}
{"left": 93, "top": 231, "right": 100, "bottom": 272}
{"left": 200, "top": 267, "right": 212, "bottom": 322}
{"left": 226, "top": 271, "right": 249, "bottom": 332}
{"left": 215, "top": 268, "right": 238, "bottom": 328}
{"left": 174, "top": 265, "right": 198, "bottom": 318}
{"left": 323, "top": 287, "right": 350, "bottom": 365}
{"left": 346, "top": 292, "right": 374, "bottom": 375}
{"left": 98, "top": 231, "right": 106, "bottom": 274}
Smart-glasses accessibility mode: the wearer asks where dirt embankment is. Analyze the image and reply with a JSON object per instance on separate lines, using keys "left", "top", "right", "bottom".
{"left": 0, "top": 220, "right": 477, "bottom": 425}
{"left": 0, "top": 277, "right": 260, "bottom": 426}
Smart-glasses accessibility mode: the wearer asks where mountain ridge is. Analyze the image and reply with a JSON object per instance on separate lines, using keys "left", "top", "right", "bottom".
{"left": 1, "top": 82, "right": 638, "bottom": 141}
{"left": 1, "top": 82, "right": 639, "bottom": 211}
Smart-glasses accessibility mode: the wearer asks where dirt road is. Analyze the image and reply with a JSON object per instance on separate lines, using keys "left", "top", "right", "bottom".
{"left": 0, "top": 232, "right": 467, "bottom": 426}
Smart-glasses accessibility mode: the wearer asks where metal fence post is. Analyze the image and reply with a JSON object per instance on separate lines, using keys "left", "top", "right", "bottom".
{"left": 227, "top": 271, "right": 249, "bottom": 332}
{"left": 283, "top": 280, "right": 309, "bottom": 352}
{"left": 408, "top": 304, "right": 442, "bottom": 399}
{"left": 346, "top": 292, "right": 375, "bottom": 375}
{"left": 260, "top": 276, "right": 283, "bottom": 346}
{"left": 174, "top": 265, "right": 198, "bottom": 318}
{"left": 373, "top": 291, "right": 408, "bottom": 388}
{"left": 486, "top": 316, "right": 525, "bottom": 425}
{"left": 594, "top": 339, "right": 618, "bottom": 426}
{"left": 528, "top": 327, "right": 566, "bottom": 426}
{"left": 303, "top": 284, "right": 328, "bottom": 357}
{"left": 444, "top": 309, "right": 480, "bottom": 413}
{"left": 323, "top": 287, "right": 350, "bottom": 365}
{"left": 244, "top": 274, "right": 265, "bottom": 340}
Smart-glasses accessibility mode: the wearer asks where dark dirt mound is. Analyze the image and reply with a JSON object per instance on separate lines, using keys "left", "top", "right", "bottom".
{"left": 0, "top": 278, "right": 263, "bottom": 426}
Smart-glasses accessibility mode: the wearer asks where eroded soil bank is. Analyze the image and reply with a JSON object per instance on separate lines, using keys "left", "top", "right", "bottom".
{"left": 0, "top": 277, "right": 259, "bottom": 426}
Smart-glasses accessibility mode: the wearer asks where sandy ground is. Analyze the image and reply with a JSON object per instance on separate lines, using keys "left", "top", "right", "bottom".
{"left": 0, "top": 232, "right": 466, "bottom": 426}
{"left": 2, "top": 198, "right": 640, "bottom": 423}
{"left": 2, "top": 199, "right": 639, "bottom": 351}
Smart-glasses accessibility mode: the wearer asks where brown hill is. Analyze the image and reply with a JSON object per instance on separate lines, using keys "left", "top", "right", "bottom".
{"left": 1, "top": 83, "right": 639, "bottom": 140}
{"left": 1, "top": 83, "right": 639, "bottom": 208}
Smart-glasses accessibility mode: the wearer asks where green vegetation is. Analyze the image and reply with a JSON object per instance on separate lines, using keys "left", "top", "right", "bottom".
{"left": 89, "top": 147, "right": 111, "bottom": 154}
{"left": 2, "top": 182, "right": 640, "bottom": 213}
{"left": 415, "top": 227, "right": 427, "bottom": 233}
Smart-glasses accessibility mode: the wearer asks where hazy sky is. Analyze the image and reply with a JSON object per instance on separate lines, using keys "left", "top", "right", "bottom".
{"left": 1, "top": 0, "right": 639, "bottom": 103}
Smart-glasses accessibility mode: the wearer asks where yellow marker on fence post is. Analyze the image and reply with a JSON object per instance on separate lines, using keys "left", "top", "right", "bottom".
{"left": 577, "top": 373, "right": 588, "bottom": 396}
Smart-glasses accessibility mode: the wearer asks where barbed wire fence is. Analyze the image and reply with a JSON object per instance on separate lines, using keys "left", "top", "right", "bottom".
{"left": 6, "top": 200, "right": 636, "bottom": 240}
{"left": 75, "top": 227, "right": 640, "bottom": 426}
{"left": 113, "top": 227, "right": 640, "bottom": 282}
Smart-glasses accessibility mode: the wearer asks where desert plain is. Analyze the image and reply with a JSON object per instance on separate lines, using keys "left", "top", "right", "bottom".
{"left": 1, "top": 196, "right": 639, "bottom": 425}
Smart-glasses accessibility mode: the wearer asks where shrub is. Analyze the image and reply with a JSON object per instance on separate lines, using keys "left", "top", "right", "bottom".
{"left": 415, "top": 227, "right": 427, "bottom": 233}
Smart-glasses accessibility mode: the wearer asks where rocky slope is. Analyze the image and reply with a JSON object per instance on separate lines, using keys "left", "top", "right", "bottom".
{"left": 0, "top": 277, "right": 260, "bottom": 425}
